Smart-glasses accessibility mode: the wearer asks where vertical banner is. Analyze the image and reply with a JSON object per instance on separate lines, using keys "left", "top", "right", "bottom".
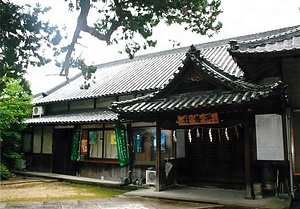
{"left": 115, "top": 124, "right": 130, "bottom": 167}
{"left": 71, "top": 125, "right": 81, "bottom": 161}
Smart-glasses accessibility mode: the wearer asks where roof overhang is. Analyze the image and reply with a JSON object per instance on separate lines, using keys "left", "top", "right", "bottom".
{"left": 25, "top": 109, "right": 118, "bottom": 125}
{"left": 111, "top": 85, "right": 285, "bottom": 118}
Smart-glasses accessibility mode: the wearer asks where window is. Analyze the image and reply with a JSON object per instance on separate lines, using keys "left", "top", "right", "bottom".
{"left": 32, "top": 126, "right": 53, "bottom": 154}
{"left": 22, "top": 133, "right": 32, "bottom": 153}
{"left": 33, "top": 126, "right": 42, "bottom": 153}
{"left": 132, "top": 127, "right": 173, "bottom": 162}
{"left": 80, "top": 129, "right": 118, "bottom": 160}
{"left": 42, "top": 126, "right": 53, "bottom": 154}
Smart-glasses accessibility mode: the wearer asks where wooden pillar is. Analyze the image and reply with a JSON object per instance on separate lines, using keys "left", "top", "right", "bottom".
{"left": 155, "top": 119, "right": 162, "bottom": 191}
{"left": 127, "top": 123, "right": 133, "bottom": 183}
{"left": 244, "top": 118, "right": 254, "bottom": 199}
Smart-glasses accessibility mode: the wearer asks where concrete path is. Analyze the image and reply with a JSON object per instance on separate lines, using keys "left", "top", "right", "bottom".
{"left": 125, "top": 186, "right": 291, "bottom": 209}
{"left": 0, "top": 196, "right": 224, "bottom": 209}
{"left": 13, "top": 171, "right": 292, "bottom": 209}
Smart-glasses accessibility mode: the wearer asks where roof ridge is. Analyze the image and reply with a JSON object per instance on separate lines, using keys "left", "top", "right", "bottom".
{"left": 111, "top": 91, "right": 158, "bottom": 107}
{"left": 187, "top": 45, "right": 284, "bottom": 92}
{"left": 96, "top": 25, "right": 300, "bottom": 69}
{"left": 32, "top": 72, "right": 83, "bottom": 99}
{"left": 228, "top": 25, "right": 300, "bottom": 50}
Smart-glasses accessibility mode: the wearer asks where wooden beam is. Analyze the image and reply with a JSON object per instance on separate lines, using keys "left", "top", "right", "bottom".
{"left": 244, "top": 118, "right": 254, "bottom": 199}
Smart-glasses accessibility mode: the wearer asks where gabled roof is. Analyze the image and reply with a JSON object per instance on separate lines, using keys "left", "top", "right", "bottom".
{"left": 183, "top": 46, "right": 273, "bottom": 91}
{"left": 32, "top": 25, "right": 298, "bottom": 107}
{"left": 228, "top": 26, "right": 300, "bottom": 55}
{"left": 111, "top": 89, "right": 282, "bottom": 115}
{"left": 33, "top": 38, "right": 254, "bottom": 105}
{"left": 25, "top": 109, "right": 118, "bottom": 125}
{"left": 111, "top": 46, "right": 285, "bottom": 115}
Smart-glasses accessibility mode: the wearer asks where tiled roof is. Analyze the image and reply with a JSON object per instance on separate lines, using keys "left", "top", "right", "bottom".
{"left": 111, "top": 47, "right": 285, "bottom": 114}
{"left": 33, "top": 43, "right": 243, "bottom": 105}
{"left": 33, "top": 52, "right": 185, "bottom": 104}
{"left": 228, "top": 26, "right": 300, "bottom": 54}
{"left": 111, "top": 88, "right": 283, "bottom": 114}
{"left": 25, "top": 109, "right": 118, "bottom": 125}
{"left": 33, "top": 25, "right": 299, "bottom": 106}
{"left": 185, "top": 46, "right": 273, "bottom": 91}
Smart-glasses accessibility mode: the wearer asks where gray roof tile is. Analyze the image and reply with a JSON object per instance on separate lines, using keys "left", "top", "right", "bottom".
{"left": 33, "top": 44, "right": 244, "bottom": 105}
{"left": 32, "top": 25, "right": 299, "bottom": 107}
{"left": 25, "top": 109, "right": 118, "bottom": 125}
{"left": 229, "top": 26, "right": 300, "bottom": 54}
{"left": 111, "top": 46, "right": 285, "bottom": 114}
{"left": 111, "top": 86, "right": 284, "bottom": 114}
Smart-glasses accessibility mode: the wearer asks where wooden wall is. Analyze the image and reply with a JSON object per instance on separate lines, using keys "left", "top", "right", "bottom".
{"left": 282, "top": 57, "right": 300, "bottom": 108}
{"left": 79, "top": 162, "right": 128, "bottom": 181}
{"left": 27, "top": 154, "right": 52, "bottom": 172}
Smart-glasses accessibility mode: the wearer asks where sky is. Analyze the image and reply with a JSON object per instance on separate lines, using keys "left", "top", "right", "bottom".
{"left": 20, "top": 0, "right": 300, "bottom": 94}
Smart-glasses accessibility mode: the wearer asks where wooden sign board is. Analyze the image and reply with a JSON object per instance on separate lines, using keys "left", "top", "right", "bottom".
{"left": 178, "top": 113, "right": 219, "bottom": 126}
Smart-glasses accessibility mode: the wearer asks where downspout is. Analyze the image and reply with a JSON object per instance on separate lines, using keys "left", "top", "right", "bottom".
{"left": 286, "top": 107, "right": 295, "bottom": 198}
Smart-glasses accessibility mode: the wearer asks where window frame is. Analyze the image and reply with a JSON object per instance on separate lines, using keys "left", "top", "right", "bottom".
{"left": 132, "top": 126, "right": 173, "bottom": 165}
{"left": 80, "top": 128, "right": 118, "bottom": 161}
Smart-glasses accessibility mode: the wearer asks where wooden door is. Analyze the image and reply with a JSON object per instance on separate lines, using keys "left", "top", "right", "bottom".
{"left": 52, "top": 129, "right": 76, "bottom": 175}
{"left": 186, "top": 126, "right": 245, "bottom": 187}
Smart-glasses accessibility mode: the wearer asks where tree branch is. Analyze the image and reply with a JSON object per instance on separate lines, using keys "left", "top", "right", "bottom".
{"left": 81, "top": 25, "right": 107, "bottom": 43}
{"left": 60, "top": 0, "right": 90, "bottom": 77}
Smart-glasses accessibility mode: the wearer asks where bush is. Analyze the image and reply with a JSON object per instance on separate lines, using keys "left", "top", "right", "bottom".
{"left": 0, "top": 163, "right": 12, "bottom": 180}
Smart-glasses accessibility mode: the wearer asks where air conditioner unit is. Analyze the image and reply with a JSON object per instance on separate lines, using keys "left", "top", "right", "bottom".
{"left": 32, "top": 106, "right": 44, "bottom": 117}
{"left": 15, "top": 159, "right": 26, "bottom": 171}
{"left": 146, "top": 170, "right": 156, "bottom": 185}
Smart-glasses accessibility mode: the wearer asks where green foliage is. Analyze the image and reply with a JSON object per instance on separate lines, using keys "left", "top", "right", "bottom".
{"left": 0, "top": 164, "right": 12, "bottom": 180}
{"left": 0, "top": 76, "right": 33, "bottom": 170}
{"left": 1, "top": 0, "right": 223, "bottom": 90}
{"left": 61, "top": 0, "right": 222, "bottom": 83}
{"left": 85, "top": 0, "right": 222, "bottom": 58}
{"left": 0, "top": 1, "right": 64, "bottom": 93}
{"left": 78, "top": 59, "right": 97, "bottom": 89}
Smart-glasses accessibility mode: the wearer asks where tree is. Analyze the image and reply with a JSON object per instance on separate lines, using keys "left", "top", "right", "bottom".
{"left": 61, "top": 0, "right": 223, "bottom": 87}
{"left": 0, "top": 1, "right": 57, "bottom": 177}
{"left": 0, "top": 1, "right": 64, "bottom": 93}
{"left": 0, "top": 0, "right": 222, "bottom": 175}
{"left": 0, "top": 76, "right": 33, "bottom": 174}
{"left": 1, "top": 0, "right": 222, "bottom": 89}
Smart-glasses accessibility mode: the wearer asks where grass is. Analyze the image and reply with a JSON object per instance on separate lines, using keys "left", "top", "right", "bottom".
{"left": 62, "top": 181, "right": 128, "bottom": 198}
{"left": 0, "top": 181, "right": 129, "bottom": 202}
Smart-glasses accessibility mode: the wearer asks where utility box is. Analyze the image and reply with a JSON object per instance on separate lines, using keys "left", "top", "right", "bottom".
{"left": 15, "top": 159, "right": 26, "bottom": 171}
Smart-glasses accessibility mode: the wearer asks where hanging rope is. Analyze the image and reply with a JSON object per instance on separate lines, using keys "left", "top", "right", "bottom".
{"left": 180, "top": 124, "right": 243, "bottom": 143}
{"left": 209, "top": 128, "right": 213, "bottom": 142}
{"left": 196, "top": 128, "right": 200, "bottom": 138}
{"left": 188, "top": 129, "right": 192, "bottom": 142}
{"left": 185, "top": 124, "right": 243, "bottom": 131}
{"left": 173, "top": 130, "right": 177, "bottom": 142}
{"left": 225, "top": 128, "right": 230, "bottom": 141}
{"left": 218, "top": 129, "right": 221, "bottom": 142}
{"left": 235, "top": 126, "right": 240, "bottom": 139}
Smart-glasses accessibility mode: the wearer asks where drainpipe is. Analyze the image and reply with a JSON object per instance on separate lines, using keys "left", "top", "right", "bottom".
{"left": 286, "top": 107, "right": 295, "bottom": 198}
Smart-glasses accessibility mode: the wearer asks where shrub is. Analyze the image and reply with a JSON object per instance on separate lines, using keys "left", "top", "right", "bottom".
{"left": 0, "top": 163, "right": 12, "bottom": 180}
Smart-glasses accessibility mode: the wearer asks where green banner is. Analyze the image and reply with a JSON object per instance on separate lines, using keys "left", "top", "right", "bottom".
{"left": 115, "top": 124, "right": 130, "bottom": 167}
{"left": 71, "top": 125, "right": 81, "bottom": 161}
